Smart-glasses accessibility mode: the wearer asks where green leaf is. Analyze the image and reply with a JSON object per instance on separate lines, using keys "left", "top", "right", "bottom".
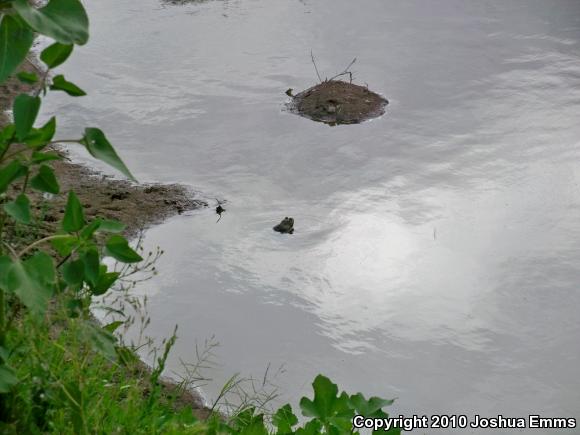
{"left": 233, "top": 409, "right": 268, "bottom": 435}
{"left": 24, "top": 116, "right": 56, "bottom": 148}
{"left": 0, "top": 160, "right": 28, "bottom": 194}
{"left": 62, "top": 191, "right": 85, "bottom": 232}
{"left": 93, "top": 270, "right": 119, "bottom": 296}
{"left": 31, "top": 151, "right": 61, "bottom": 164}
{"left": 80, "top": 323, "right": 117, "bottom": 360}
{"left": 13, "top": 0, "right": 89, "bottom": 46}
{"left": 299, "top": 375, "right": 353, "bottom": 423}
{"left": 0, "top": 364, "right": 18, "bottom": 393}
{"left": 13, "top": 94, "right": 41, "bottom": 141}
{"left": 5, "top": 252, "right": 55, "bottom": 315}
{"left": 79, "top": 218, "right": 102, "bottom": 240}
{"left": 4, "top": 193, "right": 31, "bottom": 224}
{"left": 0, "top": 124, "right": 15, "bottom": 146}
{"left": 239, "top": 418, "right": 268, "bottom": 435}
{"left": 82, "top": 128, "right": 135, "bottom": 181}
{"left": 103, "top": 321, "right": 123, "bottom": 334}
{"left": 81, "top": 248, "right": 99, "bottom": 286}
{"left": 25, "top": 251, "right": 56, "bottom": 284}
{"left": 273, "top": 404, "right": 298, "bottom": 434}
{"left": 30, "top": 164, "right": 60, "bottom": 194}
{"left": 62, "top": 259, "right": 84, "bottom": 286}
{"left": 40, "top": 42, "right": 73, "bottom": 68}
{"left": 0, "top": 15, "right": 34, "bottom": 84}
{"left": 79, "top": 218, "right": 124, "bottom": 240}
{"left": 51, "top": 234, "right": 78, "bottom": 257}
{"left": 17, "top": 71, "right": 38, "bottom": 84}
{"left": 294, "top": 420, "right": 322, "bottom": 435}
{"left": 50, "top": 74, "right": 86, "bottom": 96}
{"left": 105, "top": 235, "right": 142, "bottom": 263}
{"left": 349, "top": 393, "right": 394, "bottom": 417}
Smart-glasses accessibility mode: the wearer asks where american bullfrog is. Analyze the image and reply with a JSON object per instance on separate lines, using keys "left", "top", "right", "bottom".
{"left": 273, "top": 217, "right": 294, "bottom": 234}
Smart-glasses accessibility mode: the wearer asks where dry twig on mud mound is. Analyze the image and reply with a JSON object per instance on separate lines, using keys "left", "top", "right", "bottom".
{"left": 328, "top": 57, "right": 357, "bottom": 83}
{"left": 310, "top": 50, "right": 323, "bottom": 83}
{"left": 309, "top": 52, "right": 357, "bottom": 83}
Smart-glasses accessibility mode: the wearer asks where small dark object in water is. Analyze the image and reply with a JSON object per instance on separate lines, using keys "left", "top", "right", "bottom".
{"left": 285, "top": 88, "right": 294, "bottom": 97}
{"left": 215, "top": 199, "right": 226, "bottom": 222}
{"left": 287, "top": 80, "right": 388, "bottom": 125}
{"left": 273, "top": 217, "right": 294, "bottom": 234}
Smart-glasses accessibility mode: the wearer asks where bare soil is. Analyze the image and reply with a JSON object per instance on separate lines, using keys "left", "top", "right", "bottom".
{"left": 289, "top": 80, "right": 388, "bottom": 125}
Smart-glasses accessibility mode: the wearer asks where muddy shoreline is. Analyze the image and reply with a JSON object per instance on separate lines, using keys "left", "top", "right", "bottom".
{"left": 1, "top": 61, "right": 207, "bottom": 240}
{"left": 1, "top": 59, "right": 211, "bottom": 416}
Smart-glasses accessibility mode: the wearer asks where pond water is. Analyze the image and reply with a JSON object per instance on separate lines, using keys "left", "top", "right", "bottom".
{"left": 47, "top": 0, "right": 580, "bottom": 432}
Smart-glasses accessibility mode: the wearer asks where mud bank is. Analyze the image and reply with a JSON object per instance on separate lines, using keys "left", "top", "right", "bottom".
{"left": 1, "top": 60, "right": 211, "bottom": 416}
{"left": 1, "top": 61, "right": 207, "bottom": 239}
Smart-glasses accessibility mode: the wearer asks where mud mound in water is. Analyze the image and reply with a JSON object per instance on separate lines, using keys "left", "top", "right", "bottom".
{"left": 161, "top": 0, "right": 211, "bottom": 4}
{"left": 289, "top": 80, "right": 388, "bottom": 125}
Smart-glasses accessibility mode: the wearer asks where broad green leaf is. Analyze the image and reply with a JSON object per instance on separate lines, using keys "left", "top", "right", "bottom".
{"left": 0, "top": 364, "right": 18, "bottom": 393}
{"left": 31, "top": 151, "right": 61, "bottom": 164}
{"left": 80, "top": 218, "right": 126, "bottom": 239}
{"left": 40, "top": 42, "right": 73, "bottom": 68}
{"left": 239, "top": 418, "right": 268, "bottom": 435}
{"left": 13, "top": 0, "right": 89, "bottom": 46}
{"left": 25, "top": 251, "right": 56, "bottom": 284}
{"left": 81, "top": 248, "right": 99, "bottom": 286}
{"left": 13, "top": 94, "right": 41, "bottom": 140}
{"left": 62, "top": 191, "right": 85, "bottom": 232}
{"left": 233, "top": 409, "right": 268, "bottom": 435}
{"left": 82, "top": 128, "right": 135, "bottom": 181}
{"left": 4, "top": 193, "right": 31, "bottom": 224}
{"left": 294, "top": 420, "right": 322, "bottom": 435}
{"left": 80, "top": 218, "right": 101, "bottom": 240}
{"left": 51, "top": 234, "right": 78, "bottom": 256}
{"left": 62, "top": 259, "right": 84, "bottom": 286}
{"left": 17, "top": 71, "right": 38, "bottom": 84}
{"left": 5, "top": 253, "right": 55, "bottom": 315}
{"left": 349, "top": 393, "right": 394, "bottom": 417}
{"left": 0, "top": 124, "right": 15, "bottom": 147}
{"left": 93, "top": 270, "right": 119, "bottom": 296}
{"left": 273, "top": 404, "right": 298, "bottom": 434}
{"left": 30, "top": 164, "right": 60, "bottom": 194}
{"left": 50, "top": 74, "right": 86, "bottom": 96}
{"left": 0, "top": 15, "right": 34, "bottom": 84}
{"left": 299, "top": 375, "right": 352, "bottom": 423}
{"left": 105, "top": 235, "right": 142, "bottom": 263}
{"left": 24, "top": 116, "right": 56, "bottom": 148}
{"left": 0, "top": 160, "right": 28, "bottom": 194}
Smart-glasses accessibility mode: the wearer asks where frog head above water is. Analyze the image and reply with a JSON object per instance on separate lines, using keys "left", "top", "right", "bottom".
{"left": 273, "top": 217, "right": 294, "bottom": 234}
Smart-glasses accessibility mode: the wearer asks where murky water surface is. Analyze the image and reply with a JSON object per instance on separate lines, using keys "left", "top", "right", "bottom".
{"left": 48, "top": 0, "right": 580, "bottom": 431}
